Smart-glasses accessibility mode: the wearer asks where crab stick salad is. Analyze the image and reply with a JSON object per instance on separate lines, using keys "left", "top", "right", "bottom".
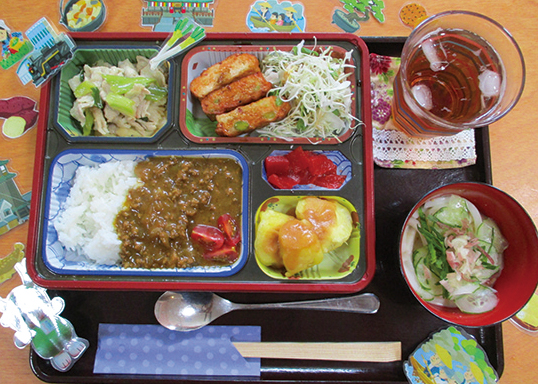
{"left": 401, "top": 194, "right": 508, "bottom": 314}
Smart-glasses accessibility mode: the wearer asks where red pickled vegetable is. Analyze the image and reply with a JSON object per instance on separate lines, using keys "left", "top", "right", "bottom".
{"left": 264, "top": 155, "right": 289, "bottom": 175}
{"left": 312, "top": 174, "right": 346, "bottom": 189}
{"left": 285, "top": 146, "right": 311, "bottom": 174}
{"left": 308, "top": 154, "right": 337, "bottom": 176}
{"left": 267, "top": 174, "right": 299, "bottom": 189}
{"left": 265, "top": 147, "right": 345, "bottom": 189}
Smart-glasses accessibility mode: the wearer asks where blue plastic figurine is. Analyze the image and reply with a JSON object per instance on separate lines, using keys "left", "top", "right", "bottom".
{"left": 0, "top": 259, "right": 89, "bottom": 372}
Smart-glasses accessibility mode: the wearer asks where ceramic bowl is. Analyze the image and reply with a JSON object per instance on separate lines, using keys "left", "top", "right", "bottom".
{"left": 400, "top": 182, "right": 538, "bottom": 327}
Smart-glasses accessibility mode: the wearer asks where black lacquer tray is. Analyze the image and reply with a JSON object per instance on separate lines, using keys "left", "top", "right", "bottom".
{"left": 30, "top": 37, "right": 502, "bottom": 383}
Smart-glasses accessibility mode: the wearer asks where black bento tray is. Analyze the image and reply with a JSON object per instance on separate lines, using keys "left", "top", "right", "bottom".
{"left": 29, "top": 37, "right": 503, "bottom": 383}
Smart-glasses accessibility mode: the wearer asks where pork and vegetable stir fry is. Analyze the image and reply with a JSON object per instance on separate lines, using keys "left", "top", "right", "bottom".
{"left": 68, "top": 56, "right": 168, "bottom": 137}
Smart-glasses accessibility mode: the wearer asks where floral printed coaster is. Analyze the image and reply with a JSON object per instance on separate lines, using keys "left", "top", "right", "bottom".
{"left": 370, "top": 53, "right": 477, "bottom": 169}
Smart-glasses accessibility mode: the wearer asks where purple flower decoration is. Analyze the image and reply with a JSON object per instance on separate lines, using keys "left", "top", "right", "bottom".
{"left": 372, "top": 98, "right": 391, "bottom": 125}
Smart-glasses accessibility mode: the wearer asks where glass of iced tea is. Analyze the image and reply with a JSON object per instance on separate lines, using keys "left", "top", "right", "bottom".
{"left": 392, "top": 11, "right": 525, "bottom": 138}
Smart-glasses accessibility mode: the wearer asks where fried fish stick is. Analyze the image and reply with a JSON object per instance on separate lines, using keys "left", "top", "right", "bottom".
{"left": 215, "top": 96, "right": 291, "bottom": 137}
{"left": 190, "top": 54, "right": 261, "bottom": 99}
{"left": 201, "top": 72, "right": 273, "bottom": 116}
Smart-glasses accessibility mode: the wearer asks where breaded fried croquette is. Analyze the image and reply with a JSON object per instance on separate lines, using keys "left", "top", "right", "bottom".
{"left": 190, "top": 53, "right": 261, "bottom": 99}
{"left": 201, "top": 72, "right": 273, "bottom": 116}
{"left": 215, "top": 96, "right": 291, "bottom": 137}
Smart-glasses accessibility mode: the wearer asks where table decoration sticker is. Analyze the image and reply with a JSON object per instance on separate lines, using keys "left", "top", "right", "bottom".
{"left": 403, "top": 326, "right": 499, "bottom": 384}
{"left": 1, "top": 96, "right": 39, "bottom": 138}
{"left": 94, "top": 324, "right": 261, "bottom": 376}
{"left": 0, "top": 243, "right": 24, "bottom": 285}
{"left": 141, "top": 1, "right": 218, "bottom": 31}
{"left": 0, "top": 159, "right": 32, "bottom": 236}
{"left": 16, "top": 17, "right": 76, "bottom": 87}
{"left": 511, "top": 289, "right": 538, "bottom": 334}
{"left": 0, "top": 259, "right": 89, "bottom": 372}
{"left": 332, "top": 0, "right": 385, "bottom": 33}
{"left": 399, "top": 3, "right": 428, "bottom": 28}
{"left": 59, "top": 0, "right": 107, "bottom": 32}
{"left": 0, "top": 20, "right": 33, "bottom": 70}
{"left": 247, "top": 1, "right": 305, "bottom": 32}
{"left": 370, "top": 53, "right": 477, "bottom": 169}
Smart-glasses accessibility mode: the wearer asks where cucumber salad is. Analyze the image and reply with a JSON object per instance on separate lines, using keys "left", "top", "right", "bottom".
{"left": 401, "top": 194, "right": 508, "bottom": 314}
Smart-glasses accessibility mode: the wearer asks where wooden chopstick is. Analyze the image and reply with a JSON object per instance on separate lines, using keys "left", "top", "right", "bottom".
{"left": 232, "top": 341, "right": 401, "bottom": 362}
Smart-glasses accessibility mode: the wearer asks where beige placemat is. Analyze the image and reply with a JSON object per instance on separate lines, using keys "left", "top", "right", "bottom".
{"left": 370, "top": 53, "right": 476, "bottom": 169}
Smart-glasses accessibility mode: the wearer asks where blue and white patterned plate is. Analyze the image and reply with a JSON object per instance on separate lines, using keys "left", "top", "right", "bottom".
{"left": 43, "top": 148, "right": 249, "bottom": 277}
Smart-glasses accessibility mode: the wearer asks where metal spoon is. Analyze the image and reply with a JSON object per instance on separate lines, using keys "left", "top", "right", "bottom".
{"left": 154, "top": 291, "right": 380, "bottom": 332}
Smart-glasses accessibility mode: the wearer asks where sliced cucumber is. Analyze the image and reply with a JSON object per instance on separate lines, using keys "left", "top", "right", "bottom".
{"left": 476, "top": 218, "right": 508, "bottom": 254}
{"left": 433, "top": 195, "right": 471, "bottom": 227}
{"left": 413, "top": 247, "right": 443, "bottom": 298}
{"left": 454, "top": 286, "right": 499, "bottom": 314}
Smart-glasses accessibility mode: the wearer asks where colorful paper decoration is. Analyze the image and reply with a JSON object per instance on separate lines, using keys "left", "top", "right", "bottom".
{"left": 404, "top": 326, "right": 499, "bottom": 384}
{"left": 141, "top": 0, "right": 217, "bottom": 31}
{"left": 247, "top": 1, "right": 305, "bottom": 33}
{"left": 0, "top": 159, "right": 31, "bottom": 236}
{"left": 0, "top": 20, "right": 33, "bottom": 70}
{"left": 16, "top": 18, "right": 76, "bottom": 87}
{"left": 1, "top": 96, "right": 39, "bottom": 138}
{"left": 399, "top": 3, "right": 428, "bottom": 28}
{"left": 332, "top": 0, "right": 385, "bottom": 33}
{"left": 0, "top": 243, "right": 25, "bottom": 285}
{"left": 59, "top": 0, "right": 107, "bottom": 32}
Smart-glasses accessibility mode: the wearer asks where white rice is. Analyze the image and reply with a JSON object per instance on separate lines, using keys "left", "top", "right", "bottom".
{"left": 53, "top": 160, "right": 139, "bottom": 265}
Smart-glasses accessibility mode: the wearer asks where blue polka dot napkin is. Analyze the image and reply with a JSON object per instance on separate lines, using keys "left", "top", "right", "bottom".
{"left": 94, "top": 324, "right": 261, "bottom": 376}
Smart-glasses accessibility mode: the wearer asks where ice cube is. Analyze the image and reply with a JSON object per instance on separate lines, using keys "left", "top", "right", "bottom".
{"left": 422, "top": 38, "right": 449, "bottom": 72}
{"left": 412, "top": 84, "right": 433, "bottom": 110}
{"left": 478, "top": 69, "right": 501, "bottom": 98}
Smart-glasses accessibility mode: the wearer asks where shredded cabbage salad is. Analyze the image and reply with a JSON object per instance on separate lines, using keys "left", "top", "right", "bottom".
{"left": 259, "top": 40, "right": 359, "bottom": 141}
{"left": 401, "top": 194, "right": 508, "bottom": 314}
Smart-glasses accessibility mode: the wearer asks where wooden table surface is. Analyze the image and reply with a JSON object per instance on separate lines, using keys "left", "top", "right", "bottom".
{"left": 0, "top": 0, "right": 536, "bottom": 382}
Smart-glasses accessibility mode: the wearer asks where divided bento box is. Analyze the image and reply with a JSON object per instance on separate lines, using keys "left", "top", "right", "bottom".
{"left": 26, "top": 32, "right": 374, "bottom": 292}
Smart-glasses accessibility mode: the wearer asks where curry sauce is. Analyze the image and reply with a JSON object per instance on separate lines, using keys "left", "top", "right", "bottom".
{"left": 114, "top": 156, "right": 242, "bottom": 269}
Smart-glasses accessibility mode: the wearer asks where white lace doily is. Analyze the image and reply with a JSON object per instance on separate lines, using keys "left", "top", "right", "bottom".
{"left": 373, "top": 127, "right": 477, "bottom": 167}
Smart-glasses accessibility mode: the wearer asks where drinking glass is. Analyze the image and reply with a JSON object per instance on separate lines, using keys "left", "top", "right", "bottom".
{"left": 392, "top": 11, "right": 525, "bottom": 138}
